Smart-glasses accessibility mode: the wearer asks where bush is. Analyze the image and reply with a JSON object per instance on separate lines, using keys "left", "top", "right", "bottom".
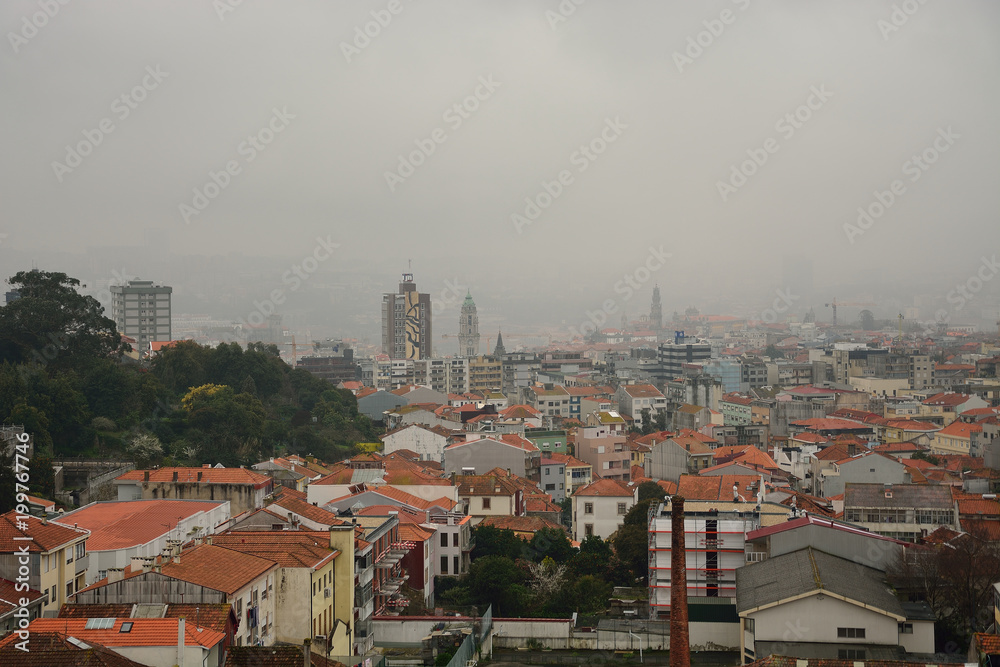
{"left": 91, "top": 416, "right": 117, "bottom": 432}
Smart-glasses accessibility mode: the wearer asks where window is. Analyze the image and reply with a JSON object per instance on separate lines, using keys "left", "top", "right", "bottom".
{"left": 440, "top": 556, "right": 449, "bottom": 574}
{"left": 66, "top": 581, "right": 74, "bottom": 598}
{"left": 585, "top": 524, "right": 594, "bottom": 537}
{"left": 441, "top": 532, "right": 448, "bottom": 547}
{"left": 839, "top": 650, "right": 865, "bottom": 660}
{"left": 482, "top": 498, "right": 491, "bottom": 510}
{"left": 745, "top": 618, "right": 754, "bottom": 633}
{"left": 66, "top": 549, "right": 73, "bottom": 564}
{"left": 454, "top": 556, "right": 459, "bottom": 574}
{"left": 545, "top": 468, "right": 550, "bottom": 476}
{"left": 76, "top": 543, "right": 85, "bottom": 559}
{"left": 837, "top": 627, "right": 865, "bottom": 639}
{"left": 898, "top": 623, "right": 913, "bottom": 634}
{"left": 237, "top": 598, "right": 242, "bottom": 616}
{"left": 618, "top": 503, "right": 627, "bottom": 515}
{"left": 98, "top": 570, "right": 107, "bottom": 581}
{"left": 120, "top": 622, "right": 133, "bottom": 633}
{"left": 585, "top": 502, "right": 594, "bottom": 514}
{"left": 44, "top": 554, "right": 50, "bottom": 573}
{"left": 452, "top": 533, "right": 458, "bottom": 547}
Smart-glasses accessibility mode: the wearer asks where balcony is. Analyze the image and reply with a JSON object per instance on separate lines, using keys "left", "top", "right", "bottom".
{"left": 378, "top": 575, "right": 408, "bottom": 596}
{"left": 375, "top": 548, "right": 407, "bottom": 569}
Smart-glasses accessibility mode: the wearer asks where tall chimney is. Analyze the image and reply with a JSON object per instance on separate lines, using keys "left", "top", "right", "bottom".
{"left": 303, "top": 637, "right": 312, "bottom": 667}
{"left": 669, "top": 496, "right": 690, "bottom": 667}
{"left": 177, "top": 616, "right": 185, "bottom": 667}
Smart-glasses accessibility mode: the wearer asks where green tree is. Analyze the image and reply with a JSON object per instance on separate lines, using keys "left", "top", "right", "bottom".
{"left": 0, "top": 271, "right": 129, "bottom": 371}
{"left": 467, "top": 555, "right": 530, "bottom": 616}
{"left": 28, "top": 454, "right": 55, "bottom": 498}
{"left": 570, "top": 535, "right": 613, "bottom": 579}
{"left": 637, "top": 481, "right": 665, "bottom": 503}
{"left": 612, "top": 524, "right": 650, "bottom": 585}
{"left": 527, "top": 527, "right": 575, "bottom": 563}
{"left": 470, "top": 525, "right": 525, "bottom": 561}
{"left": 764, "top": 344, "right": 784, "bottom": 359}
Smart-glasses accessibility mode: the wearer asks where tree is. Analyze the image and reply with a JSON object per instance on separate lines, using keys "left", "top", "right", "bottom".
{"left": 127, "top": 433, "right": 163, "bottom": 468}
{"left": 637, "top": 481, "right": 666, "bottom": 503}
{"left": 612, "top": 524, "right": 649, "bottom": 585}
{"left": 470, "top": 525, "right": 525, "bottom": 561}
{"left": 28, "top": 454, "right": 55, "bottom": 498}
{"left": 859, "top": 310, "right": 876, "bottom": 331}
{"left": 623, "top": 498, "right": 655, "bottom": 526}
{"left": 527, "top": 527, "right": 575, "bottom": 563}
{"left": 570, "top": 535, "right": 613, "bottom": 579}
{"left": 764, "top": 344, "right": 784, "bottom": 359}
{"left": 467, "top": 555, "right": 530, "bottom": 616}
{"left": 0, "top": 271, "right": 129, "bottom": 371}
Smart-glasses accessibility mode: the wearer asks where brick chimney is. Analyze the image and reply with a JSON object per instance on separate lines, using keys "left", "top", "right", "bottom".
{"left": 669, "top": 496, "right": 690, "bottom": 667}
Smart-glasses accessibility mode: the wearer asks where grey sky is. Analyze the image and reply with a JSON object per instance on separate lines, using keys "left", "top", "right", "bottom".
{"left": 1, "top": 0, "right": 998, "bottom": 342}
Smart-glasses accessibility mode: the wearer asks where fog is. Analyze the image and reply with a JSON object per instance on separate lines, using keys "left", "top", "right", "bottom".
{"left": 2, "top": 0, "right": 998, "bottom": 347}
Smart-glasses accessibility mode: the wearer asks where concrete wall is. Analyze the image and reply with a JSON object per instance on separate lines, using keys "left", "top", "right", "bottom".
{"left": 748, "top": 594, "right": 899, "bottom": 648}
{"left": 383, "top": 427, "right": 448, "bottom": 462}
{"left": 444, "top": 440, "right": 527, "bottom": 477}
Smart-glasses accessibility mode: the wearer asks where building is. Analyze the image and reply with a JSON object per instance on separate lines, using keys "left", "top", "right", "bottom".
{"left": 844, "top": 483, "right": 958, "bottom": 542}
{"left": 382, "top": 273, "right": 432, "bottom": 360}
{"left": 539, "top": 458, "right": 568, "bottom": 503}
{"left": 0, "top": 510, "right": 90, "bottom": 616}
{"left": 24, "top": 618, "right": 226, "bottom": 667}
{"left": 424, "top": 513, "right": 472, "bottom": 578}
{"left": 456, "top": 473, "right": 525, "bottom": 525}
{"left": 55, "top": 499, "right": 231, "bottom": 585}
{"left": 815, "top": 451, "right": 909, "bottom": 498}
{"left": 501, "top": 352, "right": 540, "bottom": 399}
{"left": 381, "top": 423, "right": 456, "bottom": 462}
{"left": 469, "top": 355, "right": 503, "bottom": 394}
{"left": 571, "top": 478, "right": 637, "bottom": 541}
{"left": 644, "top": 436, "right": 715, "bottom": 482}
{"left": 737, "top": 547, "right": 934, "bottom": 663}
{"left": 650, "top": 285, "right": 663, "bottom": 331}
{"left": 930, "top": 420, "right": 983, "bottom": 455}
{"left": 210, "top": 531, "right": 352, "bottom": 654}
{"left": 458, "top": 291, "right": 481, "bottom": 357}
{"left": 443, "top": 434, "right": 540, "bottom": 480}
{"left": 73, "top": 542, "right": 278, "bottom": 647}
{"left": 574, "top": 424, "right": 631, "bottom": 482}
{"left": 528, "top": 384, "right": 571, "bottom": 419}
{"left": 615, "top": 384, "right": 666, "bottom": 427}
{"left": 545, "top": 452, "right": 592, "bottom": 495}
{"left": 0, "top": 578, "right": 45, "bottom": 632}
{"left": 655, "top": 336, "right": 712, "bottom": 384}
{"left": 115, "top": 466, "right": 273, "bottom": 516}
{"left": 110, "top": 279, "right": 172, "bottom": 354}
{"left": 296, "top": 347, "right": 359, "bottom": 385}
{"left": 720, "top": 393, "right": 753, "bottom": 426}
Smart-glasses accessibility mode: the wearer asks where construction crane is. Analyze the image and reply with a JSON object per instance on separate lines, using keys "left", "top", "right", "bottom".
{"left": 278, "top": 335, "right": 313, "bottom": 365}
{"left": 824, "top": 298, "right": 877, "bottom": 326}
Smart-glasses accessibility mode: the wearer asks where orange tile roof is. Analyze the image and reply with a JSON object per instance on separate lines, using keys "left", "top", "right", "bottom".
{"left": 27, "top": 618, "right": 226, "bottom": 649}
{"left": 80, "top": 544, "right": 276, "bottom": 596}
{"left": 542, "top": 452, "right": 590, "bottom": 468}
{"left": 117, "top": 467, "right": 272, "bottom": 489}
{"left": 56, "top": 500, "right": 227, "bottom": 551}
{"left": 456, "top": 474, "right": 520, "bottom": 497}
{"left": 211, "top": 531, "right": 339, "bottom": 569}
{"left": 398, "top": 523, "right": 435, "bottom": 543}
{"left": 935, "top": 421, "right": 983, "bottom": 439}
{"left": 477, "top": 515, "right": 566, "bottom": 534}
{"left": 574, "top": 478, "right": 634, "bottom": 497}
{"left": 0, "top": 510, "right": 88, "bottom": 553}
{"left": 923, "top": 392, "right": 975, "bottom": 407}
{"left": 0, "top": 631, "right": 147, "bottom": 666}
{"left": 270, "top": 495, "right": 345, "bottom": 527}
{"left": 368, "top": 485, "right": 459, "bottom": 511}
{"left": 622, "top": 384, "right": 663, "bottom": 398}
{"left": 59, "top": 603, "right": 233, "bottom": 634}
{"left": 974, "top": 633, "right": 1000, "bottom": 655}
{"left": 0, "top": 578, "right": 43, "bottom": 616}
{"left": 354, "top": 504, "right": 426, "bottom": 523}
{"left": 678, "top": 474, "right": 760, "bottom": 501}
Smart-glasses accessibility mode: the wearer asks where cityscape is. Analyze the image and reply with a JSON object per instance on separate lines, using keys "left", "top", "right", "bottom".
{"left": 1, "top": 2, "right": 1000, "bottom": 667}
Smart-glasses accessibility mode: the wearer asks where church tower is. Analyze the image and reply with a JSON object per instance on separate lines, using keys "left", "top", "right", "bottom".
{"left": 650, "top": 284, "right": 663, "bottom": 331}
{"left": 493, "top": 330, "right": 506, "bottom": 357}
{"left": 458, "top": 291, "right": 480, "bottom": 357}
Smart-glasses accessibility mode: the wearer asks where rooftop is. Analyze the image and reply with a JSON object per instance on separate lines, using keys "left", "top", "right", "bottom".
{"left": 56, "top": 500, "right": 227, "bottom": 551}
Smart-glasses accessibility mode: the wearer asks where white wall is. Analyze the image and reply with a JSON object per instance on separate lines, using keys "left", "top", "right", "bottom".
{"left": 749, "top": 594, "right": 899, "bottom": 647}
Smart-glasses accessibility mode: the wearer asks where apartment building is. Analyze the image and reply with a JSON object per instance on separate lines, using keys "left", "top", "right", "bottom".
{"left": 110, "top": 279, "right": 172, "bottom": 354}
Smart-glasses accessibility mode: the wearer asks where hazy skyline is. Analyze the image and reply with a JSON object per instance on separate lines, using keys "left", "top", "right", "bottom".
{"left": 2, "top": 1, "right": 999, "bottom": 343}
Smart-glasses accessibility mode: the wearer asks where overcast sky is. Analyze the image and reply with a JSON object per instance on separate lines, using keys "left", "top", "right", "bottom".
{"left": 2, "top": 0, "right": 998, "bottom": 339}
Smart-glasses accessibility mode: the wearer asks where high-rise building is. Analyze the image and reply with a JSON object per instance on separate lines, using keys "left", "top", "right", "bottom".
{"left": 650, "top": 284, "right": 663, "bottom": 331}
{"left": 110, "top": 279, "right": 172, "bottom": 352}
{"left": 381, "top": 273, "right": 432, "bottom": 360}
{"left": 458, "top": 291, "right": 480, "bottom": 357}
{"left": 654, "top": 335, "right": 712, "bottom": 385}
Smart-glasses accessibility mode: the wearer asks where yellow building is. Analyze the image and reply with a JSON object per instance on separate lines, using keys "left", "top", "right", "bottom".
{"left": 0, "top": 511, "right": 89, "bottom": 615}
{"left": 930, "top": 420, "right": 982, "bottom": 455}
{"left": 469, "top": 355, "right": 502, "bottom": 394}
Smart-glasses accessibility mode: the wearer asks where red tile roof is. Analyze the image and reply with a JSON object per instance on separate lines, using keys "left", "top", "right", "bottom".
{"left": 477, "top": 515, "right": 566, "bottom": 535}
{"left": 79, "top": 544, "right": 276, "bottom": 596}
{"left": 973, "top": 633, "right": 1000, "bottom": 655}
{"left": 0, "top": 631, "right": 147, "bottom": 666}
{"left": 790, "top": 418, "right": 873, "bottom": 431}
{"left": 935, "top": 421, "right": 983, "bottom": 439}
{"left": 0, "top": 510, "right": 88, "bottom": 553}
{"left": 622, "top": 384, "right": 664, "bottom": 398}
{"left": 574, "top": 478, "right": 634, "bottom": 497}
{"left": 26, "top": 618, "right": 226, "bottom": 649}
{"left": 211, "top": 531, "right": 339, "bottom": 569}
{"left": 923, "top": 392, "right": 975, "bottom": 407}
{"left": 0, "top": 578, "right": 43, "bottom": 616}
{"left": 117, "top": 467, "right": 272, "bottom": 489}
{"left": 678, "top": 474, "right": 760, "bottom": 501}
{"left": 56, "top": 500, "right": 227, "bottom": 551}
{"left": 355, "top": 504, "right": 426, "bottom": 523}
{"left": 270, "top": 495, "right": 345, "bottom": 527}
